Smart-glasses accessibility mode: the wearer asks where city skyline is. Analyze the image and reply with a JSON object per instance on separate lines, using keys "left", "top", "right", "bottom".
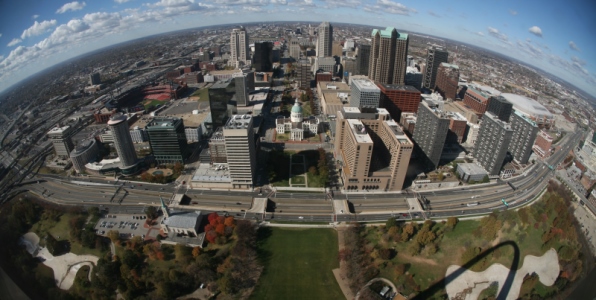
{"left": 0, "top": 0, "right": 594, "bottom": 98}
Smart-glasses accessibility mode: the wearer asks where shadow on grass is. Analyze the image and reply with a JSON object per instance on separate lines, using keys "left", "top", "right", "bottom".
{"left": 256, "top": 227, "right": 273, "bottom": 266}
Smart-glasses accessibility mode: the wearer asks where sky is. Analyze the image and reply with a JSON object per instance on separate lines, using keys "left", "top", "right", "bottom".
{"left": 0, "top": 0, "right": 595, "bottom": 98}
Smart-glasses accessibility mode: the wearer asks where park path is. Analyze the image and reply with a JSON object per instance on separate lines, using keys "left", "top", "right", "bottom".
{"left": 332, "top": 226, "right": 355, "bottom": 300}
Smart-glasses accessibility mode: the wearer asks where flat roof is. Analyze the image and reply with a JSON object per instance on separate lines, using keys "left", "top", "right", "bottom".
{"left": 371, "top": 27, "right": 408, "bottom": 40}
{"left": 191, "top": 163, "right": 232, "bottom": 182}
{"left": 501, "top": 93, "right": 553, "bottom": 120}
{"left": 347, "top": 119, "right": 373, "bottom": 144}
{"left": 378, "top": 83, "right": 421, "bottom": 92}
{"left": 440, "top": 62, "right": 459, "bottom": 69}
{"left": 48, "top": 125, "right": 70, "bottom": 134}
{"left": 457, "top": 163, "right": 488, "bottom": 175}
{"left": 352, "top": 78, "right": 380, "bottom": 92}
{"left": 384, "top": 120, "right": 411, "bottom": 144}
{"left": 318, "top": 81, "right": 350, "bottom": 92}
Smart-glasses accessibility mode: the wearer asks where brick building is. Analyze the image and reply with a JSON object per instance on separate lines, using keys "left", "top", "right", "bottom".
{"left": 463, "top": 87, "right": 489, "bottom": 115}
{"left": 377, "top": 83, "right": 421, "bottom": 121}
{"left": 434, "top": 63, "right": 459, "bottom": 100}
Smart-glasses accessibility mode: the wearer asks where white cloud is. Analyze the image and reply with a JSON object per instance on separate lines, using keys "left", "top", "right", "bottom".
{"left": 476, "top": 32, "right": 484, "bottom": 36}
{"left": 21, "top": 20, "right": 58, "bottom": 39}
{"left": 487, "top": 26, "right": 508, "bottom": 42}
{"left": 0, "top": 55, "right": 3, "bottom": 60}
{"left": 320, "top": 0, "right": 360, "bottom": 8}
{"left": 569, "top": 41, "right": 580, "bottom": 52}
{"left": 7, "top": 38, "right": 22, "bottom": 47}
{"left": 0, "top": 33, "right": 2, "bottom": 38}
{"left": 115, "top": 0, "right": 131, "bottom": 3}
{"left": 288, "top": 0, "right": 315, "bottom": 7}
{"left": 528, "top": 26, "right": 542, "bottom": 37}
{"left": 571, "top": 56, "right": 586, "bottom": 66}
{"left": 56, "top": 1, "right": 87, "bottom": 14}
{"left": 509, "top": 9, "right": 517, "bottom": 15}
{"left": 517, "top": 40, "right": 542, "bottom": 58}
{"left": 32, "top": 14, "right": 40, "bottom": 19}
{"left": 365, "top": 0, "right": 417, "bottom": 16}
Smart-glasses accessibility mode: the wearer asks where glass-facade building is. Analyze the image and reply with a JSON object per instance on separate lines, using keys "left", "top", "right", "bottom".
{"left": 208, "top": 79, "right": 236, "bottom": 130}
{"left": 146, "top": 117, "right": 188, "bottom": 165}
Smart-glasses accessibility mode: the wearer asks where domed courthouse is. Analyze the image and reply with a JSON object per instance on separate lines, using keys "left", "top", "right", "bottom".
{"left": 276, "top": 100, "right": 320, "bottom": 141}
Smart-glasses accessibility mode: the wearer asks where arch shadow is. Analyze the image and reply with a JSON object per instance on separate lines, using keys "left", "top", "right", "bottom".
{"left": 413, "top": 241, "right": 520, "bottom": 300}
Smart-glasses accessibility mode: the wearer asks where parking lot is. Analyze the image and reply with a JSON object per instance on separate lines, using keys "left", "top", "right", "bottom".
{"left": 95, "top": 213, "right": 162, "bottom": 240}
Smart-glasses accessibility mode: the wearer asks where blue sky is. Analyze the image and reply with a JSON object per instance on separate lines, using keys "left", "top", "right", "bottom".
{"left": 0, "top": 0, "right": 595, "bottom": 97}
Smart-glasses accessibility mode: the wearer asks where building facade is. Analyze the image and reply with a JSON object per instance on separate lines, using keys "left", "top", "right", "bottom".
{"left": 297, "top": 60, "right": 312, "bottom": 88}
{"left": 412, "top": 101, "right": 450, "bottom": 169}
{"left": 276, "top": 101, "right": 319, "bottom": 141}
{"left": 146, "top": 117, "right": 189, "bottom": 165}
{"left": 356, "top": 44, "right": 370, "bottom": 76}
{"left": 350, "top": 78, "right": 381, "bottom": 109}
{"left": 474, "top": 112, "right": 513, "bottom": 175}
{"left": 422, "top": 46, "right": 449, "bottom": 90}
{"left": 334, "top": 107, "right": 413, "bottom": 191}
{"left": 463, "top": 87, "right": 490, "bottom": 115}
{"left": 48, "top": 125, "right": 75, "bottom": 158}
{"left": 377, "top": 83, "right": 421, "bottom": 121}
{"left": 70, "top": 139, "right": 98, "bottom": 173}
{"left": 253, "top": 42, "right": 273, "bottom": 72}
{"left": 223, "top": 115, "right": 256, "bottom": 189}
{"left": 208, "top": 79, "right": 236, "bottom": 130}
{"left": 533, "top": 130, "right": 553, "bottom": 158}
{"left": 510, "top": 110, "right": 539, "bottom": 164}
{"left": 108, "top": 114, "right": 138, "bottom": 174}
{"left": 316, "top": 22, "right": 333, "bottom": 57}
{"left": 368, "top": 27, "right": 409, "bottom": 85}
{"left": 434, "top": 63, "right": 459, "bottom": 100}
{"left": 230, "top": 27, "right": 249, "bottom": 64}
{"left": 486, "top": 95, "right": 513, "bottom": 122}
{"left": 129, "top": 127, "right": 147, "bottom": 143}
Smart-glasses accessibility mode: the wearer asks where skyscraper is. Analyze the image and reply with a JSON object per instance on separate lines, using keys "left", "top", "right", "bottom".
{"left": 412, "top": 100, "right": 450, "bottom": 169}
{"left": 368, "top": 27, "right": 409, "bottom": 85}
{"left": 208, "top": 79, "right": 236, "bottom": 130}
{"left": 334, "top": 107, "right": 413, "bottom": 191}
{"left": 355, "top": 44, "right": 370, "bottom": 75}
{"left": 89, "top": 72, "right": 101, "bottom": 85}
{"left": 289, "top": 39, "right": 301, "bottom": 60}
{"left": 509, "top": 110, "right": 539, "bottom": 164}
{"left": 48, "top": 125, "right": 75, "bottom": 158}
{"left": 474, "top": 112, "right": 513, "bottom": 175}
{"left": 230, "top": 26, "right": 249, "bottom": 64}
{"left": 316, "top": 22, "right": 333, "bottom": 57}
{"left": 377, "top": 83, "right": 421, "bottom": 121}
{"left": 146, "top": 117, "right": 188, "bottom": 165}
{"left": 233, "top": 73, "right": 250, "bottom": 107}
{"left": 223, "top": 115, "right": 256, "bottom": 189}
{"left": 350, "top": 78, "right": 381, "bottom": 109}
{"left": 297, "top": 60, "right": 312, "bottom": 88}
{"left": 434, "top": 63, "right": 459, "bottom": 100}
{"left": 253, "top": 42, "right": 273, "bottom": 72}
{"left": 422, "top": 46, "right": 449, "bottom": 90}
{"left": 108, "top": 114, "right": 138, "bottom": 174}
{"left": 486, "top": 95, "right": 513, "bottom": 122}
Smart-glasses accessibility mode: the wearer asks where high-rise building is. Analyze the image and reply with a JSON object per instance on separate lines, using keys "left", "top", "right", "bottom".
{"left": 146, "top": 117, "right": 188, "bottom": 165}
{"left": 434, "top": 63, "right": 459, "bottom": 100}
{"left": 486, "top": 95, "right": 513, "bottom": 122}
{"left": 48, "top": 125, "right": 75, "bottom": 158}
{"left": 334, "top": 107, "right": 413, "bottom": 191}
{"left": 233, "top": 73, "right": 250, "bottom": 107}
{"left": 253, "top": 42, "right": 273, "bottom": 71}
{"left": 289, "top": 39, "right": 301, "bottom": 59}
{"left": 412, "top": 100, "right": 450, "bottom": 169}
{"left": 316, "top": 22, "right": 333, "bottom": 57}
{"left": 368, "top": 27, "right": 409, "bottom": 85}
{"left": 377, "top": 83, "right": 421, "bottom": 121}
{"left": 208, "top": 79, "right": 236, "bottom": 130}
{"left": 510, "top": 110, "right": 539, "bottom": 164}
{"left": 355, "top": 44, "right": 370, "bottom": 76}
{"left": 230, "top": 26, "right": 249, "bottom": 64}
{"left": 223, "top": 115, "right": 256, "bottom": 189}
{"left": 89, "top": 72, "right": 101, "bottom": 85}
{"left": 208, "top": 129, "right": 227, "bottom": 163}
{"left": 405, "top": 66, "right": 423, "bottom": 89}
{"left": 422, "top": 46, "right": 448, "bottom": 90}
{"left": 350, "top": 78, "right": 381, "bottom": 109}
{"left": 70, "top": 139, "right": 98, "bottom": 173}
{"left": 332, "top": 41, "right": 343, "bottom": 57}
{"left": 108, "top": 114, "right": 138, "bottom": 173}
{"left": 463, "top": 86, "right": 490, "bottom": 115}
{"left": 341, "top": 56, "right": 357, "bottom": 76}
{"left": 474, "top": 112, "right": 513, "bottom": 175}
{"left": 297, "top": 60, "right": 312, "bottom": 88}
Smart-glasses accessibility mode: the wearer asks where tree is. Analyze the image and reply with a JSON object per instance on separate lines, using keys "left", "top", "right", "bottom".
{"left": 224, "top": 216, "right": 235, "bottom": 228}
{"left": 46, "top": 234, "right": 60, "bottom": 255}
{"left": 446, "top": 217, "right": 458, "bottom": 229}
{"left": 192, "top": 247, "right": 201, "bottom": 258}
{"left": 107, "top": 230, "right": 120, "bottom": 243}
{"left": 174, "top": 244, "right": 191, "bottom": 262}
{"left": 385, "top": 217, "right": 397, "bottom": 229}
{"left": 145, "top": 206, "right": 158, "bottom": 219}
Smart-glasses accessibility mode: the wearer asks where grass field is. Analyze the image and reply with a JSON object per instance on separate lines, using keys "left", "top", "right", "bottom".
{"left": 32, "top": 213, "right": 106, "bottom": 257}
{"left": 143, "top": 99, "right": 164, "bottom": 110}
{"left": 191, "top": 88, "right": 209, "bottom": 102}
{"left": 251, "top": 228, "right": 343, "bottom": 300}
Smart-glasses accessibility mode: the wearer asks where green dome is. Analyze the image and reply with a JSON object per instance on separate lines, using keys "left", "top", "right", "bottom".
{"left": 291, "top": 102, "right": 303, "bottom": 113}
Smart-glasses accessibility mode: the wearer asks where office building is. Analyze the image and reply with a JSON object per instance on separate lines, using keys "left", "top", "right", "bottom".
{"left": 434, "top": 63, "right": 459, "bottom": 100}
{"left": 446, "top": 112, "right": 468, "bottom": 144}
{"left": 405, "top": 66, "right": 423, "bottom": 89}
{"left": 377, "top": 83, "right": 421, "bottom": 121}
{"left": 289, "top": 39, "right": 301, "bottom": 59}
{"left": 253, "top": 42, "right": 273, "bottom": 72}
{"left": 230, "top": 26, "right": 249, "bottom": 64}
{"left": 48, "top": 125, "right": 75, "bottom": 158}
{"left": 355, "top": 44, "right": 370, "bottom": 76}
{"left": 474, "top": 112, "right": 513, "bottom": 175}
{"left": 486, "top": 95, "right": 513, "bottom": 122}
{"left": 422, "top": 46, "right": 448, "bottom": 90}
{"left": 234, "top": 73, "right": 250, "bottom": 107}
{"left": 89, "top": 72, "right": 101, "bottom": 85}
{"left": 208, "top": 129, "right": 227, "bottom": 163}
{"left": 332, "top": 41, "right": 343, "bottom": 57}
{"left": 334, "top": 107, "right": 413, "bottom": 191}
{"left": 350, "top": 78, "right": 381, "bottom": 109}
{"left": 70, "top": 139, "right": 99, "bottom": 173}
{"left": 412, "top": 100, "right": 450, "bottom": 169}
{"left": 108, "top": 114, "right": 138, "bottom": 173}
{"left": 223, "top": 115, "right": 256, "bottom": 189}
{"left": 297, "top": 60, "right": 312, "bottom": 88}
{"left": 510, "top": 110, "right": 539, "bottom": 164}
{"left": 317, "top": 81, "right": 350, "bottom": 116}
{"left": 129, "top": 126, "right": 147, "bottom": 143}
{"left": 208, "top": 79, "right": 236, "bottom": 130}
{"left": 369, "top": 27, "right": 409, "bottom": 85}
{"left": 316, "top": 22, "right": 333, "bottom": 57}
{"left": 341, "top": 56, "right": 357, "bottom": 76}
{"left": 313, "top": 56, "right": 336, "bottom": 74}
{"left": 146, "top": 117, "right": 188, "bottom": 165}
{"left": 533, "top": 130, "right": 553, "bottom": 158}
{"left": 463, "top": 86, "right": 490, "bottom": 115}
{"left": 185, "top": 127, "right": 202, "bottom": 143}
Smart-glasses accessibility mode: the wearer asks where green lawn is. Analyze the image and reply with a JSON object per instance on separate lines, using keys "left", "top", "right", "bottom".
{"left": 191, "top": 88, "right": 210, "bottom": 102}
{"left": 251, "top": 228, "right": 343, "bottom": 300}
{"left": 144, "top": 100, "right": 164, "bottom": 110}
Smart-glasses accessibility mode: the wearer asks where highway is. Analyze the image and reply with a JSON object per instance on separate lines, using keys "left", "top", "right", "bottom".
{"left": 10, "top": 129, "right": 582, "bottom": 223}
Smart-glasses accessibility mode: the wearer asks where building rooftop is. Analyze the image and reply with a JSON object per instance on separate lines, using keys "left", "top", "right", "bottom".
{"left": 318, "top": 81, "right": 350, "bottom": 92}
{"left": 378, "top": 83, "right": 421, "bottom": 92}
{"left": 347, "top": 119, "right": 373, "bottom": 144}
{"left": 371, "top": 27, "right": 408, "bottom": 40}
{"left": 225, "top": 114, "right": 252, "bottom": 129}
{"left": 485, "top": 112, "right": 512, "bottom": 130}
{"left": 501, "top": 93, "right": 553, "bottom": 120}
{"left": 384, "top": 120, "right": 411, "bottom": 144}
{"left": 164, "top": 210, "right": 201, "bottom": 229}
{"left": 191, "top": 163, "right": 232, "bottom": 182}
{"left": 466, "top": 86, "right": 489, "bottom": 99}
{"left": 147, "top": 117, "right": 181, "bottom": 128}
{"left": 85, "top": 157, "right": 121, "bottom": 171}
{"left": 210, "top": 78, "right": 233, "bottom": 89}
{"left": 458, "top": 163, "right": 488, "bottom": 175}
{"left": 514, "top": 110, "right": 538, "bottom": 127}
{"left": 48, "top": 125, "right": 70, "bottom": 135}
{"left": 352, "top": 78, "right": 380, "bottom": 92}
{"left": 468, "top": 82, "right": 501, "bottom": 97}
{"left": 440, "top": 62, "right": 459, "bottom": 69}
{"left": 71, "top": 139, "right": 96, "bottom": 156}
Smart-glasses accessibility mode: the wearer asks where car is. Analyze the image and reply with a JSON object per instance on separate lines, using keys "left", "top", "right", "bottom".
{"left": 298, "top": 216, "right": 304, "bottom": 219}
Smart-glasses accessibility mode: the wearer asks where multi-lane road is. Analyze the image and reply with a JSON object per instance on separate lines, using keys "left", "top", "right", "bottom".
{"left": 11, "top": 129, "right": 583, "bottom": 223}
